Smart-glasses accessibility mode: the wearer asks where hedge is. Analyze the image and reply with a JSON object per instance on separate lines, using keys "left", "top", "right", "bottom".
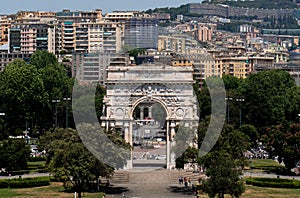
{"left": 246, "top": 177, "right": 300, "bottom": 188}
{"left": 0, "top": 177, "right": 50, "bottom": 188}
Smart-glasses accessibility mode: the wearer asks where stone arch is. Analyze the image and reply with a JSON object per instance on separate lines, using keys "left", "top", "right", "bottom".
{"left": 102, "top": 64, "right": 199, "bottom": 169}
{"left": 129, "top": 96, "right": 170, "bottom": 120}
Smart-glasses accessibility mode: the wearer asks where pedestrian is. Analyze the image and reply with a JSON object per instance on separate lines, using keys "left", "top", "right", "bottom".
{"left": 178, "top": 176, "right": 182, "bottom": 185}
{"left": 188, "top": 177, "right": 191, "bottom": 186}
{"left": 184, "top": 177, "right": 188, "bottom": 187}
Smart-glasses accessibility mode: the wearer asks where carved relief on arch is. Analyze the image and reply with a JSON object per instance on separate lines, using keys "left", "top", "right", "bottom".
{"left": 132, "top": 84, "right": 176, "bottom": 96}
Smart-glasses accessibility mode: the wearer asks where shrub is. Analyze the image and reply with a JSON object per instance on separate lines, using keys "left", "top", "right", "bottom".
{"left": 246, "top": 177, "right": 300, "bottom": 188}
{"left": 0, "top": 177, "right": 50, "bottom": 188}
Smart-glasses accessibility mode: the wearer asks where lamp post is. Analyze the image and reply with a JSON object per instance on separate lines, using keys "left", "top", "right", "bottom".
{"left": 52, "top": 100, "right": 60, "bottom": 128}
{"left": 63, "top": 97, "right": 71, "bottom": 128}
{"left": 225, "top": 97, "right": 233, "bottom": 124}
{"left": 236, "top": 98, "right": 245, "bottom": 127}
{"left": 298, "top": 114, "right": 300, "bottom": 124}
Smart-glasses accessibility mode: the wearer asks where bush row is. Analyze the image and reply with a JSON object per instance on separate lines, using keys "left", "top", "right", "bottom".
{"left": 0, "top": 177, "right": 50, "bottom": 188}
{"left": 250, "top": 166, "right": 294, "bottom": 175}
{"left": 246, "top": 177, "right": 300, "bottom": 188}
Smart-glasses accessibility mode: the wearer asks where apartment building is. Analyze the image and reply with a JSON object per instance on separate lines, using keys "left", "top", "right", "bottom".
{"left": 54, "top": 9, "right": 103, "bottom": 53}
{"left": 8, "top": 23, "right": 49, "bottom": 54}
{"left": 15, "top": 11, "right": 55, "bottom": 23}
{"left": 219, "top": 57, "right": 250, "bottom": 79}
{"left": 184, "top": 51, "right": 219, "bottom": 85}
{"left": 72, "top": 53, "right": 129, "bottom": 83}
{"left": 158, "top": 34, "right": 198, "bottom": 53}
{"left": 189, "top": 3, "right": 294, "bottom": 19}
{"left": 75, "top": 22, "right": 124, "bottom": 54}
{"left": 48, "top": 10, "right": 124, "bottom": 55}
{"left": 0, "top": 43, "right": 31, "bottom": 71}
{"left": 56, "top": 9, "right": 102, "bottom": 23}
{"left": 124, "top": 17, "right": 158, "bottom": 49}
{"left": 197, "top": 25, "right": 213, "bottom": 43}
{"left": 105, "top": 11, "right": 157, "bottom": 50}
{"left": 104, "top": 11, "right": 147, "bottom": 22}
{"left": 0, "top": 16, "right": 14, "bottom": 45}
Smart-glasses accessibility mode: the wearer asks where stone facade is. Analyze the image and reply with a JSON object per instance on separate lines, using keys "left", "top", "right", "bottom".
{"left": 101, "top": 63, "right": 199, "bottom": 169}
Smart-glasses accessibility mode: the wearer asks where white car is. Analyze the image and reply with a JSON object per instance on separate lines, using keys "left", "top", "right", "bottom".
{"left": 155, "top": 155, "right": 166, "bottom": 160}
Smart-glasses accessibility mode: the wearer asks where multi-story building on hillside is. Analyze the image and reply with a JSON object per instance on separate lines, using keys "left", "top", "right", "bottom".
{"left": 124, "top": 17, "right": 158, "bottom": 49}
{"left": 0, "top": 43, "right": 31, "bottom": 71}
{"left": 53, "top": 9, "right": 103, "bottom": 53}
{"left": 72, "top": 53, "right": 130, "bottom": 83}
{"left": 158, "top": 34, "right": 198, "bottom": 53}
{"left": 8, "top": 23, "right": 49, "bottom": 54}
{"left": 0, "top": 16, "right": 14, "bottom": 45}
{"left": 218, "top": 57, "right": 251, "bottom": 78}
{"left": 189, "top": 3, "right": 295, "bottom": 19}
{"left": 76, "top": 22, "right": 124, "bottom": 54}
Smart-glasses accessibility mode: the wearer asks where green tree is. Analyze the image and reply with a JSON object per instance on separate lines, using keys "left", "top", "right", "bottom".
{"left": 0, "top": 59, "right": 48, "bottom": 134}
{"left": 39, "top": 63, "right": 72, "bottom": 128}
{"left": 29, "top": 50, "right": 57, "bottom": 69}
{"left": 0, "top": 139, "right": 30, "bottom": 173}
{"left": 222, "top": 75, "right": 241, "bottom": 91}
{"left": 199, "top": 124, "right": 247, "bottom": 197}
{"left": 239, "top": 70, "right": 299, "bottom": 132}
{"left": 202, "top": 151, "right": 245, "bottom": 198}
{"left": 39, "top": 128, "right": 114, "bottom": 198}
{"left": 263, "top": 123, "right": 300, "bottom": 172}
{"left": 238, "top": 124, "right": 258, "bottom": 149}
{"left": 40, "top": 63, "right": 70, "bottom": 100}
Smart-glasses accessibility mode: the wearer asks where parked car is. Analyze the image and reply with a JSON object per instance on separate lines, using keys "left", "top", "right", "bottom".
{"left": 155, "top": 155, "right": 166, "bottom": 160}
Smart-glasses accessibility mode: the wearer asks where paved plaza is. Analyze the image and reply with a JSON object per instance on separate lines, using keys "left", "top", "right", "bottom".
{"left": 106, "top": 169, "right": 198, "bottom": 198}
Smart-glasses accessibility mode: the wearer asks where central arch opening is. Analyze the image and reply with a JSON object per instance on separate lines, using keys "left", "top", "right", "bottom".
{"left": 132, "top": 101, "right": 167, "bottom": 169}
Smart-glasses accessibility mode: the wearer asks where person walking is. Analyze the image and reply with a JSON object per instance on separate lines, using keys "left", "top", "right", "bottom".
{"left": 184, "top": 177, "right": 188, "bottom": 187}
{"left": 178, "top": 176, "right": 182, "bottom": 185}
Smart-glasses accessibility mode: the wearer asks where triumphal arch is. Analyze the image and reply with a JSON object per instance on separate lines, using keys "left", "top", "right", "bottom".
{"left": 101, "top": 63, "right": 199, "bottom": 169}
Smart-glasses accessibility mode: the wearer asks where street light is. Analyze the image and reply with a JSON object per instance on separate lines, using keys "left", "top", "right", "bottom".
{"left": 63, "top": 97, "right": 71, "bottom": 128}
{"left": 225, "top": 97, "right": 233, "bottom": 124}
{"left": 52, "top": 100, "right": 61, "bottom": 128}
{"left": 236, "top": 98, "right": 245, "bottom": 127}
{"left": 298, "top": 113, "right": 300, "bottom": 123}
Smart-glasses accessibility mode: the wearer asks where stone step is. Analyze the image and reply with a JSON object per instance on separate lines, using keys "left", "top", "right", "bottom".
{"left": 169, "top": 170, "right": 206, "bottom": 184}
{"left": 110, "top": 171, "right": 130, "bottom": 183}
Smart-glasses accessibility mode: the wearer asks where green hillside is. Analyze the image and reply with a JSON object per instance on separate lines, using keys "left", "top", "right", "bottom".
{"left": 145, "top": 4, "right": 201, "bottom": 20}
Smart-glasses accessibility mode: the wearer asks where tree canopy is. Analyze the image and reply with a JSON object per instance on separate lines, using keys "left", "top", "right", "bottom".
{"left": 39, "top": 128, "right": 114, "bottom": 198}
{"left": 0, "top": 139, "right": 30, "bottom": 173}
{"left": 0, "top": 50, "right": 72, "bottom": 136}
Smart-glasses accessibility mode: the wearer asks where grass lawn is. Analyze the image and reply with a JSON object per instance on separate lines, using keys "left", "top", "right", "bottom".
{"left": 250, "top": 159, "right": 283, "bottom": 168}
{"left": 0, "top": 189, "right": 20, "bottom": 197}
{"left": 197, "top": 185, "right": 300, "bottom": 198}
{"left": 241, "top": 185, "right": 300, "bottom": 198}
{"left": 0, "top": 182, "right": 104, "bottom": 198}
{"left": 27, "top": 161, "right": 46, "bottom": 167}
{"left": 1, "top": 181, "right": 300, "bottom": 197}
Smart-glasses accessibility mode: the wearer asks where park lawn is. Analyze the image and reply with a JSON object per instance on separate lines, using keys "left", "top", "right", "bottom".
{"left": 0, "top": 188, "right": 20, "bottom": 197}
{"left": 197, "top": 185, "right": 300, "bottom": 198}
{"left": 0, "top": 182, "right": 104, "bottom": 198}
{"left": 241, "top": 185, "right": 300, "bottom": 198}
{"left": 250, "top": 159, "right": 282, "bottom": 169}
{"left": 27, "top": 161, "right": 46, "bottom": 167}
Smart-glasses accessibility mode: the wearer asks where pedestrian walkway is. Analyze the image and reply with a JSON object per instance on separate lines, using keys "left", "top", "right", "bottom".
{"left": 107, "top": 169, "right": 198, "bottom": 198}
